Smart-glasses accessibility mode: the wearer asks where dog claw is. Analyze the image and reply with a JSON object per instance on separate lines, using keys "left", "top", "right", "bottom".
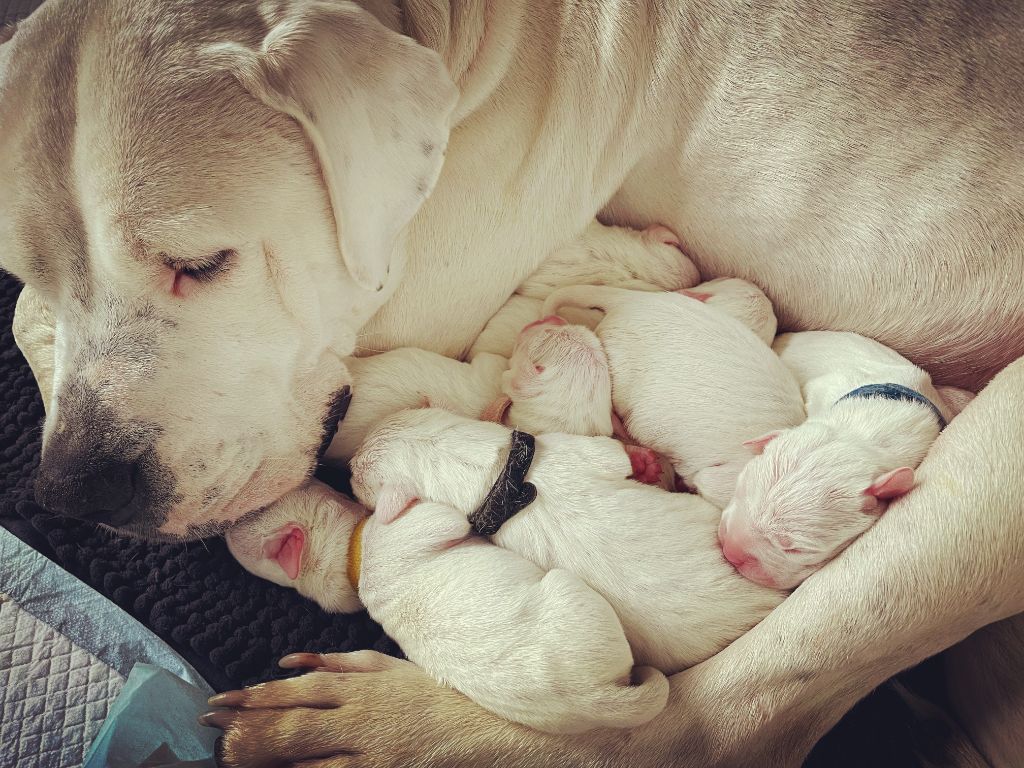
{"left": 199, "top": 710, "right": 237, "bottom": 729}
{"left": 279, "top": 652, "right": 326, "bottom": 669}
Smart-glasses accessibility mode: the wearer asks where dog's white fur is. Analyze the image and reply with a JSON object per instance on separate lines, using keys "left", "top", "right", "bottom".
{"left": 228, "top": 481, "right": 669, "bottom": 734}
{"left": 544, "top": 285, "right": 805, "bottom": 507}
{"left": 324, "top": 221, "right": 695, "bottom": 459}
{"left": 350, "top": 408, "right": 785, "bottom": 674}
{"left": 5, "top": 0, "right": 1024, "bottom": 764}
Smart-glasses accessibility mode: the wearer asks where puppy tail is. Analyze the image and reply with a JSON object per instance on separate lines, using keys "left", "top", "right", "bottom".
{"left": 541, "top": 285, "right": 627, "bottom": 318}
{"left": 586, "top": 665, "right": 671, "bottom": 729}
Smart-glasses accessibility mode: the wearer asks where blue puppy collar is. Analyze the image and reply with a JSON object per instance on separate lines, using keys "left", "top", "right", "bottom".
{"left": 836, "top": 383, "right": 947, "bottom": 430}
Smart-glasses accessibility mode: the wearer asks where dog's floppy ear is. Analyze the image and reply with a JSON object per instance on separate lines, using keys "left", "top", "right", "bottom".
{"left": 216, "top": 2, "right": 458, "bottom": 292}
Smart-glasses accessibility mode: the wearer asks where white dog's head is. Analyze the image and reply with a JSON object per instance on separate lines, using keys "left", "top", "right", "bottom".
{"left": 225, "top": 479, "right": 367, "bottom": 614}
{"left": 718, "top": 421, "right": 917, "bottom": 589}
{"left": 349, "top": 408, "right": 511, "bottom": 519}
{"left": 0, "top": 1, "right": 457, "bottom": 538}
{"left": 496, "top": 316, "right": 613, "bottom": 436}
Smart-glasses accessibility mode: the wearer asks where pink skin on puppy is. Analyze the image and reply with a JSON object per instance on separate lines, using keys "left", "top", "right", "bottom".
{"left": 225, "top": 480, "right": 366, "bottom": 614}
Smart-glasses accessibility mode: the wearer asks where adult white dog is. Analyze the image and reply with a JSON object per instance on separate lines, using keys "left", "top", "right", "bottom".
{"left": 2, "top": 1, "right": 1022, "bottom": 766}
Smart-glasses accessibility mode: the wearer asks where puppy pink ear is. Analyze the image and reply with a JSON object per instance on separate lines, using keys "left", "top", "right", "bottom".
{"left": 374, "top": 484, "right": 418, "bottom": 525}
{"left": 743, "top": 431, "right": 781, "bottom": 455}
{"left": 865, "top": 467, "right": 915, "bottom": 501}
{"left": 262, "top": 524, "right": 306, "bottom": 581}
{"left": 480, "top": 395, "right": 513, "bottom": 424}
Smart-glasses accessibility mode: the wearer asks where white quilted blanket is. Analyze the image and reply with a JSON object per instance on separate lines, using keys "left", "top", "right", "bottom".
{"left": 0, "top": 528, "right": 211, "bottom": 768}
{"left": 0, "top": 594, "right": 124, "bottom": 768}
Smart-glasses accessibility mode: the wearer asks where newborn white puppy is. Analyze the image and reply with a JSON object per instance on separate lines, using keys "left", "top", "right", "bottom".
{"left": 470, "top": 222, "right": 699, "bottom": 359}
{"left": 678, "top": 277, "right": 778, "bottom": 345}
{"left": 542, "top": 285, "right": 806, "bottom": 507}
{"left": 227, "top": 480, "right": 668, "bottom": 734}
{"left": 350, "top": 408, "right": 785, "bottom": 673}
{"left": 718, "top": 331, "right": 955, "bottom": 590}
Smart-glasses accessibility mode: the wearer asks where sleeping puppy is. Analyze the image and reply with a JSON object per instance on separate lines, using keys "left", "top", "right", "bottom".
{"left": 349, "top": 408, "right": 785, "bottom": 674}
{"left": 227, "top": 480, "right": 669, "bottom": 734}
{"left": 718, "top": 331, "right": 958, "bottom": 589}
{"left": 542, "top": 285, "right": 806, "bottom": 507}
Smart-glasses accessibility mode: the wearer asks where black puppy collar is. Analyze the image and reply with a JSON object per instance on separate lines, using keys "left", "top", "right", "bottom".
{"left": 468, "top": 430, "right": 538, "bottom": 536}
{"left": 836, "top": 383, "right": 947, "bottom": 430}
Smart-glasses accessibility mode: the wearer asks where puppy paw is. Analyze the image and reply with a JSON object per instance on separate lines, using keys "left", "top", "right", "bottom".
{"left": 626, "top": 444, "right": 663, "bottom": 485}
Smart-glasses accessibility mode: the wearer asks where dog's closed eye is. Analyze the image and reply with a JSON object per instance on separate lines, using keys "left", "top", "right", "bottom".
{"left": 165, "top": 249, "right": 235, "bottom": 296}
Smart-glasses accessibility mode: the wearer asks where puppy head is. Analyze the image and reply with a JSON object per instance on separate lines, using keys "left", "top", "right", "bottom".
{"left": 225, "top": 479, "right": 366, "bottom": 613}
{"left": 500, "top": 317, "right": 613, "bottom": 436}
{"left": 0, "top": 1, "right": 457, "bottom": 538}
{"left": 349, "top": 408, "right": 510, "bottom": 516}
{"left": 718, "top": 421, "right": 915, "bottom": 589}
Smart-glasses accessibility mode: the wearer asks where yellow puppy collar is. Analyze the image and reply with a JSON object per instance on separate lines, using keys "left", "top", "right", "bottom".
{"left": 346, "top": 517, "right": 368, "bottom": 590}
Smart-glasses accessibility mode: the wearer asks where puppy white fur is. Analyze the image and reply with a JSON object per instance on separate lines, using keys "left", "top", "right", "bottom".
{"left": 719, "top": 331, "right": 952, "bottom": 589}
{"left": 226, "top": 480, "right": 365, "bottom": 614}
{"left": 679, "top": 277, "right": 778, "bottom": 345}
{"left": 470, "top": 222, "right": 699, "bottom": 360}
{"left": 228, "top": 481, "right": 669, "bottom": 734}
{"left": 500, "top": 317, "right": 614, "bottom": 437}
{"left": 323, "top": 349, "right": 508, "bottom": 463}
{"left": 6, "top": 2, "right": 1024, "bottom": 764}
{"left": 350, "top": 408, "right": 785, "bottom": 674}
{"left": 543, "top": 285, "right": 805, "bottom": 507}
{"left": 359, "top": 497, "right": 669, "bottom": 734}
{"left": 325, "top": 222, "right": 696, "bottom": 460}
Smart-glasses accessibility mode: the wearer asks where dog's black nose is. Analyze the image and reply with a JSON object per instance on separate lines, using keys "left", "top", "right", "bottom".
{"left": 35, "top": 454, "right": 138, "bottom": 526}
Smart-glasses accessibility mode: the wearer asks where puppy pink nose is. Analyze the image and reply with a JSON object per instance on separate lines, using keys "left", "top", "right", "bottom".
{"left": 520, "top": 314, "right": 567, "bottom": 333}
{"left": 720, "top": 537, "right": 757, "bottom": 569}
